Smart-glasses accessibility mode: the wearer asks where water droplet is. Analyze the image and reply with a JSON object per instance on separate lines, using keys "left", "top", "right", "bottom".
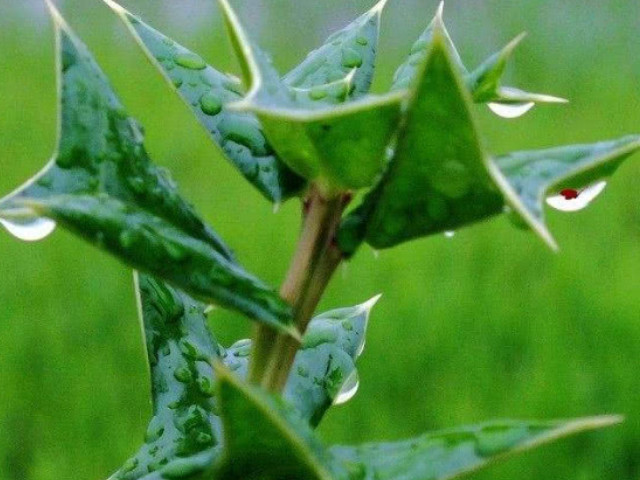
{"left": 145, "top": 416, "right": 165, "bottom": 443}
{"left": 546, "top": 180, "right": 607, "bottom": 212}
{"left": 200, "top": 92, "right": 222, "bottom": 116}
{"left": 431, "top": 160, "right": 471, "bottom": 198}
{"left": 196, "top": 432, "right": 213, "bottom": 445}
{"left": 174, "top": 52, "right": 207, "bottom": 70}
{"left": 164, "top": 241, "right": 188, "bottom": 261}
{"left": 174, "top": 366, "right": 193, "bottom": 383}
{"left": 341, "top": 48, "right": 363, "bottom": 68}
{"left": 333, "top": 370, "right": 360, "bottom": 405}
{"left": 0, "top": 216, "right": 56, "bottom": 242}
{"left": 309, "top": 87, "right": 328, "bottom": 101}
{"left": 118, "top": 229, "right": 139, "bottom": 249}
{"left": 197, "top": 376, "right": 214, "bottom": 397}
{"left": 272, "top": 202, "right": 281, "bottom": 214}
{"left": 121, "top": 457, "right": 139, "bottom": 473}
{"left": 444, "top": 230, "right": 455, "bottom": 238}
{"left": 488, "top": 102, "right": 535, "bottom": 119}
{"left": 372, "top": 249, "right": 380, "bottom": 259}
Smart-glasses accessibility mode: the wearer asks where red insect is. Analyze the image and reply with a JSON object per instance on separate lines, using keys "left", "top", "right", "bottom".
{"left": 560, "top": 188, "right": 580, "bottom": 200}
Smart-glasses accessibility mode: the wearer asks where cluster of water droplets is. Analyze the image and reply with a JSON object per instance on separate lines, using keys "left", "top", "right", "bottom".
{"left": 546, "top": 180, "right": 608, "bottom": 212}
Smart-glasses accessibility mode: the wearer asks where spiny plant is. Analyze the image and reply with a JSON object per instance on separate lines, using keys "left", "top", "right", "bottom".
{"left": 1, "top": 1, "right": 638, "bottom": 479}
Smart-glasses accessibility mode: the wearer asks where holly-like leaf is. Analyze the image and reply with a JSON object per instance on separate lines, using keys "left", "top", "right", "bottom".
{"left": 391, "top": 3, "right": 563, "bottom": 110}
{"left": 223, "top": 296, "right": 379, "bottom": 426}
{"left": 283, "top": 0, "right": 388, "bottom": 100}
{"left": 337, "top": 20, "right": 640, "bottom": 254}
{"left": 353, "top": 22, "right": 505, "bottom": 250}
{"left": 0, "top": 3, "right": 295, "bottom": 335}
{"left": 103, "top": 0, "right": 304, "bottom": 204}
{"left": 330, "top": 417, "right": 621, "bottom": 480}
{"left": 219, "top": 0, "right": 403, "bottom": 193}
{"left": 214, "top": 367, "right": 345, "bottom": 480}
{"left": 110, "top": 274, "right": 222, "bottom": 480}
{"left": 465, "top": 33, "right": 567, "bottom": 106}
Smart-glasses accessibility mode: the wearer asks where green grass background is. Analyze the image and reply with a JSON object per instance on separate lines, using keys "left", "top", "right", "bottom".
{"left": 0, "top": 1, "right": 638, "bottom": 479}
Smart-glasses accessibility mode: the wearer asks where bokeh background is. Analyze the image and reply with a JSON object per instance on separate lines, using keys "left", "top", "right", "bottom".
{"left": 0, "top": 1, "right": 639, "bottom": 479}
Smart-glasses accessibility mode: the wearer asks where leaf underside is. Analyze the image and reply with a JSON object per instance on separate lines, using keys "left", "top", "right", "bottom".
{"left": 0, "top": 4, "right": 294, "bottom": 334}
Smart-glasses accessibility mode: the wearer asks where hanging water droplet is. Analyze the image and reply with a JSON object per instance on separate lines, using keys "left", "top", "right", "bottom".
{"left": 444, "top": 230, "right": 455, "bottom": 238}
{"left": 272, "top": 202, "right": 281, "bottom": 214}
{"left": 488, "top": 102, "right": 535, "bottom": 119}
{"left": 0, "top": 215, "right": 56, "bottom": 242}
{"left": 546, "top": 180, "right": 607, "bottom": 212}
{"left": 333, "top": 370, "right": 360, "bottom": 405}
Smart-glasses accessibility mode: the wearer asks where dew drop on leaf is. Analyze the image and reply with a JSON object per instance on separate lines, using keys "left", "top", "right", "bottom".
{"left": 0, "top": 216, "right": 57, "bottom": 242}
{"left": 444, "top": 230, "right": 455, "bottom": 238}
{"left": 174, "top": 52, "right": 207, "bottom": 70}
{"left": 546, "top": 180, "right": 607, "bottom": 212}
{"left": 333, "top": 370, "right": 360, "bottom": 405}
{"left": 488, "top": 102, "right": 535, "bottom": 119}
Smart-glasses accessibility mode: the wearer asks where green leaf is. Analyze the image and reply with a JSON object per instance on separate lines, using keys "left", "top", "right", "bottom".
{"left": 283, "top": 0, "right": 388, "bottom": 99}
{"left": 223, "top": 296, "right": 379, "bottom": 426}
{"left": 215, "top": 366, "right": 345, "bottom": 480}
{"left": 391, "top": 3, "right": 564, "bottom": 110}
{"left": 355, "top": 22, "right": 505, "bottom": 250}
{"left": 219, "top": 0, "right": 403, "bottom": 193}
{"left": 103, "top": 0, "right": 304, "bottom": 203}
{"left": 337, "top": 20, "right": 640, "bottom": 254}
{"left": 466, "top": 33, "right": 567, "bottom": 106}
{"left": 111, "top": 274, "right": 222, "bottom": 480}
{"left": 330, "top": 416, "right": 622, "bottom": 480}
{"left": 0, "top": 3, "right": 295, "bottom": 335}
{"left": 493, "top": 136, "right": 640, "bottom": 249}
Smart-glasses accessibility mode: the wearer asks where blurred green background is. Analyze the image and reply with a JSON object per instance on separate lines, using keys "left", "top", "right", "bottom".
{"left": 0, "top": 0, "right": 638, "bottom": 479}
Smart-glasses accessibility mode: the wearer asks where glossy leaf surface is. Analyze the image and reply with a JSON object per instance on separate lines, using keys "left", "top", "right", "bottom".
{"left": 224, "top": 296, "right": 378, "bottom": 426}
{"left": 219, "top": 0, "right": 403, "bottom": 192}
{"left": 0, "top": 5, "right": 294, "bottom": 334}
{"left": 110, "top": 274, "right": 222, "bottom": 480}
{"left": 283, "top": 0, "right": 388, "bottom": 99}
{"left": 331, "top": 417, "right": 621, "bottom": 480}
{"left": 104, "top": 0, "right": 304, "bottom": 203}
{"left": 215, "top": 367, "right": 344, "bottom": 480}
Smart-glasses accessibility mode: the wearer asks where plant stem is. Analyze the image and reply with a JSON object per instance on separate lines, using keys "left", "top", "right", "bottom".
{"left": 248, "top": 186, "right": 346, "bottom": 387}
